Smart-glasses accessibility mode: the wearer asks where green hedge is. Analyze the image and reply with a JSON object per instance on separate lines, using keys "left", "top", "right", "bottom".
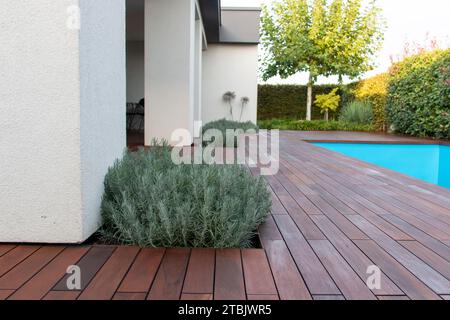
{"left": 258, "top": 84, "right": 356, "bottom": 121}
{"left": 386, "top": 49, "right": 450, "bottom": 139}
{"left": 258, "top": 119, "right": 374, "bottom": 132}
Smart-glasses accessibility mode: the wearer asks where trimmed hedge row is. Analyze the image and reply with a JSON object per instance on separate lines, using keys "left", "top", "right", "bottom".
{"left": 258, "top": 119, "right": 374, "bottom": 132}
{"left": 258, "top": 84, "right": 356, "bottom": 121}
{"left": 386, "top": 49, "right": 450, "bottom": 139}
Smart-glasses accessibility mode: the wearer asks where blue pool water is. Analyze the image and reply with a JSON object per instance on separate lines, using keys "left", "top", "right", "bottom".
{"left": 313, "top": 143, "right": 450, "bottom": 189}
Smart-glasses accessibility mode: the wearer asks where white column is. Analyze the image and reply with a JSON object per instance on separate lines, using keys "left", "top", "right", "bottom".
{"left": 193, "top": 18, "right": 203, "bottom": 138}
{"left": 145, "top": 0, "right": 196, "bottom": 146}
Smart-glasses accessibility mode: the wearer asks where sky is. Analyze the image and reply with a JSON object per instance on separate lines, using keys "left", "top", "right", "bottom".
{"left": 222, "top": 0, "right": 450, "bottom": 84}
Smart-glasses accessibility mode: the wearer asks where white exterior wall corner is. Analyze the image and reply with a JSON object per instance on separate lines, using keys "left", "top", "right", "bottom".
{"left": 201, "top": 44, "right": 258, "bottom": 124}
{"left": 79, "top": 0, "right": 126, "bottom": 240}
{"left": 0, "top": 0, "right": 126, "bottom": 243}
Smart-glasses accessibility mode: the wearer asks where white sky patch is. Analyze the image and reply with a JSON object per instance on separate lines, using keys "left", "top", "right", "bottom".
{"left": 222, "top": 0, "right": 450, "bottom": 84}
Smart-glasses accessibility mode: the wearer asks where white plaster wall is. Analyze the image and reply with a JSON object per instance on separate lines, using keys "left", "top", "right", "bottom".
{"left": 0, "top": 0, "right": 126, "bottom": 243}
{"left": 126, "top": 41, "right": 145, "bottom": 103}
{"left": 79, "top": 0, "right": 126, "bottom": 240}
{"left": 0, "top": 0, "right": 82, "bottom": 242}
{"left": 145, "top": 0, "right": 196, "bottom": 146}
{"left": 202, "top": 44, "right": 258, "bottom": 124}
{"left": 193, "top": 20, "right": 203, "bottom": 138}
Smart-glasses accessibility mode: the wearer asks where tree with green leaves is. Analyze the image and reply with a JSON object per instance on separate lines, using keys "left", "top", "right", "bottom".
{"left": 261, "top": 0, "right": 385, "bottom": 120}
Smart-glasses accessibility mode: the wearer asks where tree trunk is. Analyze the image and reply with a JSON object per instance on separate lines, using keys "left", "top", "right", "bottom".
{"left": 306, "top": 73, "right": 313, "bottom": 121}
{"left": 324, "top": 110, "right": 329, "bottom": 121}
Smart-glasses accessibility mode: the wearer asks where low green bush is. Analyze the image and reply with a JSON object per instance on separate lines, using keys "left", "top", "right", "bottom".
{"left": 386, "top": 49, "right": 450, "bottom": 139}
{"left": 258, "top": 119, "right": 374, "bottom": 132}
{"left": 100, "top": 144, "right": 271, "bottom": 248}
{"left": 202, "top": 119, "right": 259, "bottom": 147}
{"left": 339, "top": 101, "right": 374, "bottom": 125}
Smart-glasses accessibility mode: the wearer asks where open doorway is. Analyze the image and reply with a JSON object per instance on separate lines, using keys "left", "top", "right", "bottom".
{"left": 126, "top": 0, "right": 145, "bottom": 148}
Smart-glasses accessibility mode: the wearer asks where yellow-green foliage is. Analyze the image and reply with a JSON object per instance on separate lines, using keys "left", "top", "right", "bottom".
{"left": 354, "top": 73, "right": 388, "bottom": 130}
{"left": 314, "top": 88, "right": 341, "bottom": 114}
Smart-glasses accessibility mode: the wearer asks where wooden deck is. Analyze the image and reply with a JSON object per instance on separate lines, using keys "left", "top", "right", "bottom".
{"left": 1, "top": 131, "right": 449, "bottom": 300}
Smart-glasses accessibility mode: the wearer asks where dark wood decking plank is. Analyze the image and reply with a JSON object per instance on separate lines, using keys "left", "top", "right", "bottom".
{"left": 183, "top": 248, "right": 215, "bottom": 294}
{"left": 282, "top": 154, "right": 413, "bottom": 240}
{"left": 280, "top": 159, "right": 358, "bottom": 216}
{"left": 0, "top": 246, "right": 64, "bottom": 290}
{"left": 247, "top": 294, "right": 279, "bottom": 300}
{"left": 399, "top": 241, "right": 450, "bottom": 280}
{"left": 311, "top": 215, "right": 403, "bottom": 296}
{"left": 268, "top": 188, "right": 289, "bottom": 215}
{"left": 349, "top": 215, "right": 450, "bottom": 294}
{"left": 306, "top": 194, "right": 369, "bottom": 240}
{"left": 242, "top": 249, "right": 277, "bottom": 296}
{"left": 262, "top": 240, "right": 311, "bottom": 300}
{"left": 313, "top": 295, "right": 346, "bottom": 300}
{"left": 43, "top": 291, "right": 80, "bottom": 300}
{"left": 112, "top": 292, "right": 147, "bottom": 300}
{"left": 296, "top": 165, "right": 414, "bottom": 240}
{"left": 354, "top": 188, "right": 450, "bottom": 241}
{"left": 354, "top": 240, "right": 441, "bottom": 300}
{"left": 279, "top": 162, "right": 369, "bottom": 240}
{"left": 181, "top": 294, "right": 213, "bottom": 300}
{"left": 382, "top": 214, "right": 450, "bottom": 262}
{"left": 0, "top": 245, "right": 16, "bottom": 257}
{"left": 382, "top": 185, "right": 450, "bottom": 219}
{"left": 214, "top": 249, "right": 246, "bottom": 300}
{"left": 148, "top": 248, "right": 190, "bottom": 300}
{"left": 0, "top": 246, "right": 40, "bottom": 277}
{"left": 53, "top": 246, "right": 116, "bottom": 290}
{"left": 274, "top": 171, "right": 323, "bottom": 215}
{"left": 265, "top": 176, "right": 325, "bottom": 240}
{"left": 78, "top": 246, "right": 140, "bottom": 300}
{"left": 8, "top": 246, "right": 89, "bottom": 300}
{"left": 309, "top": 240, "right": 376, "bottom": 300}
{"left": 328, "top": 165, "right": 450, "bottom": 235}
{"left": 118, "top": 248, "right": 165, "bottom": 293}
{"left": 274, "top": 215, "right": 340, "bottom": 295}
{"left": 282, "top": 151, "right": 392, "bottom": 216}
{"left": 258, "top": 215, "right": 283, "bottom": 242}
{"left": 378, "top": 296, "right": 410, "bottom": 300}
{"left": 370, "top": 187, "right": 450, "bottom": 236}
{"left": 0, "top": 290, "right": 14, "bottom": 300}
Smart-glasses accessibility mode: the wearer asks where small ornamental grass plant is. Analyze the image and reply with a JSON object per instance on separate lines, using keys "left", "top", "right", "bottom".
{"left": 339, "top": 101, "right": 374, "bottom": 125}
{"left": 100, "top": 143, "right": 271, "bottom": 248}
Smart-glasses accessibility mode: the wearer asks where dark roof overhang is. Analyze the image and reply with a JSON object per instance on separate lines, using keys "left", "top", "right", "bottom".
{"left": 198, "top": 0, "right": 221, "bottom": 43}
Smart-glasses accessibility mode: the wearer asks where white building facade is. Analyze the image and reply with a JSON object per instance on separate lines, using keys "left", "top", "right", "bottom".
{"left": 0, "top": 0, "right": 260, "bottom": 243}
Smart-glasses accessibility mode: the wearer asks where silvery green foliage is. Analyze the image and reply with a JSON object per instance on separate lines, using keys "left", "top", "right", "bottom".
{"left": 202, "top": 119, "right": 259, "bottom": 148}
{"left": 100, "top": 143, "right": 271, "bottom": 248}
{"left": 339, "top": 100, "right": 374, "bottom": 125}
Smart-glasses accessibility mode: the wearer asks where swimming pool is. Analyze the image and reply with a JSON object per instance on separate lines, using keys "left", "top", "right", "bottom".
{"left": 313, "top": 143, "right": 450, "bottom": 189}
